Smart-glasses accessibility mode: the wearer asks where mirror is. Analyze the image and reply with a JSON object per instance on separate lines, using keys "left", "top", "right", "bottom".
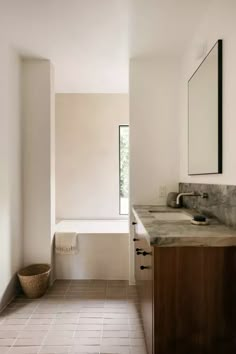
{"left": 188, "top": 40, "right": 222, "bottom": 175}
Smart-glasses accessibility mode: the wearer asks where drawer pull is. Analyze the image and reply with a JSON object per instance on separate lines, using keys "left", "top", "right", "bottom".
{"left": 136, "top": 251, "right": 143, "bottom": 255}
{"left": 132, "top": 222, "right": 137, "bottom": 225}
{"left": 133, "top": 238, "right": 139, "bottom": 242}
{"left": 140, "top": 265, "right": 149, "bottom": 270}
{"left": 142, "top": 251, "right": 152, "bottom": 256}
{"left": 136, "top": 248, "right": 143, "bottom": 252}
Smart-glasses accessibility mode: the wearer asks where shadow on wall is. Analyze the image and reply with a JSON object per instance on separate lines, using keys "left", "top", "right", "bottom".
{"left": 0, "top": 275, "right": 21, "bottom": 312}
{"left": 51, "top": 235, "right": 56, "bottom": 285}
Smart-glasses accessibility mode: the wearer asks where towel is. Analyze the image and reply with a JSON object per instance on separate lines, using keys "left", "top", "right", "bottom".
{"left": 55, "top": 233, "right": 78, "bottom": 255}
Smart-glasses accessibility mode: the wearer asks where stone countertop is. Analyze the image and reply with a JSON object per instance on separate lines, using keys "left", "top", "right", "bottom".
{"left": 132, "top": 205, "right": 236, "bottom": 247}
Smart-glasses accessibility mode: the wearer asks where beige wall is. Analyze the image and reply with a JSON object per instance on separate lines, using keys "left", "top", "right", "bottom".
{"left": 55, "top": 94, "right": 129, "bottom": 220}
{"left": 0, "top": 43, "right": 23, "bottom": 310}
{"left": 22, "top": 59, "right": 55, "bottom": 266}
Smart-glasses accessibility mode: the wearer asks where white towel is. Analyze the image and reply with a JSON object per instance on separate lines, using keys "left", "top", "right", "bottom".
{"left": 55, "top": 233, "right": 78, "bottom": 254}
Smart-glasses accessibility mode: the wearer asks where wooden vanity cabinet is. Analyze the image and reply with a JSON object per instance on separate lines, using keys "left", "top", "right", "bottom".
{"left": 134, "top": 218, "right": 236, "bottom": 354}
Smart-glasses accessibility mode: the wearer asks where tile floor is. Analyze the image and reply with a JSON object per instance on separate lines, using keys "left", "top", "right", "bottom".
{"left": 0, "top": 280, "right": 147, "bottom": 354}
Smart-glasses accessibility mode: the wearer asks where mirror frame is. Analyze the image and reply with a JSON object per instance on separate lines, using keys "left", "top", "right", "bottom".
{"left": 188, "top": 39, "right": 223, "bottom": 175}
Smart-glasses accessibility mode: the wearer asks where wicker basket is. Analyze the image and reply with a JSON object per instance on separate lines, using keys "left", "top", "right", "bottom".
{"left": 17, "top": 264, "right": 51, "bottom": 299}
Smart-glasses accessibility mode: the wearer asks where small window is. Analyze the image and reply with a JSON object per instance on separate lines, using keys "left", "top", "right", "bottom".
{"left": 119, "top": 125, "right": 129, "bottom": 215}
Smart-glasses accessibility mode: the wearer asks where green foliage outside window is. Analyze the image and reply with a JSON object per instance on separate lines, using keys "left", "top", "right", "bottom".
{"left": 120, "top": 126, "right": 129, "bottom": 199}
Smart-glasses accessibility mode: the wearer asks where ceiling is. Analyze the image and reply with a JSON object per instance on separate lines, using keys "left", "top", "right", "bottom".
{"left": 130, "top": 0, "right": 211, "bottom": 57}
{"left": 0, "top": 0, "right": 210, "bottom": 93}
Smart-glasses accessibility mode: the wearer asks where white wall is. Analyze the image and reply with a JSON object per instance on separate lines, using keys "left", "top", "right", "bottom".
{"left": 130, "top": 58, "right": 180, "bottom": 206}
{"left": 179, "top": 0, "right": 236, "bottom": 184}
{"left": 129, "top": 57, "right": 180, "bottom": 282}
{"left": 56, "top": 94, "right": 129, "bottom": 220}
{"left": 0, "top": 42, "right": 23, "bottom": 310}
{"left": 22, "top": 59, "right": 55, "bottom": 266}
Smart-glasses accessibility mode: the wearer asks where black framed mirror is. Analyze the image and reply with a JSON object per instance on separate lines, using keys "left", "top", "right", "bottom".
{"left": 188, "top": 39, "right": 222, "bottom": 175}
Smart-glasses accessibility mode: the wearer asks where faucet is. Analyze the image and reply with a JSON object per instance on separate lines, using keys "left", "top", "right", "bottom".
{"left": 176, "top": 191, "right": 208, "bottom": 205}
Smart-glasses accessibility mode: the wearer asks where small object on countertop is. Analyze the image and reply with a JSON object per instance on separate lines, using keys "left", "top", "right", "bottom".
{"left": 167, "top": 192, "right": 181, "bottom": 208}
{"left": 193, "top": 215, "right": 206, "bottom": 222}
{"left": 191, "top": 214, "right": 209, "bottom": 225}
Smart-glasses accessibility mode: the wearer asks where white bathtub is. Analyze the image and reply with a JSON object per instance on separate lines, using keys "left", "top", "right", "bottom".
{"left": 55, "top": 219, "right": 129, "bottom": 234}
{"left": 54, "top": 219, "right": 129, "bottom": 280}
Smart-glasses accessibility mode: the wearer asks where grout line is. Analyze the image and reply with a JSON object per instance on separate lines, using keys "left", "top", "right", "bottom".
{"left": 39, "top": 280, "right": 71, "bottom": 353}
{"left": 69, "top": 279, "right": 75, "bottom": 354}
{"left": 6, "top": 296, "right": 42, "bottom": 354}
{"left": 70, "top": 279, "right": 80, "bottom": 354}
{"left": 98, "top": 280, "right": 107, "bottom": 354}
{"left": 39, "top": 310, "right": 55, "bottom": 353}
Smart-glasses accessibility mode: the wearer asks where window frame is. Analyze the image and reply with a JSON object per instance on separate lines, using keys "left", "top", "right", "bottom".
{"left": 119, "top": 124, "right": 129, "bottom": 216}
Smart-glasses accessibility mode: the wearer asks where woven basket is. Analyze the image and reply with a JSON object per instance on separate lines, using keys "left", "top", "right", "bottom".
{"left": 17, "top": 264, "right": 51, "bottom": 299}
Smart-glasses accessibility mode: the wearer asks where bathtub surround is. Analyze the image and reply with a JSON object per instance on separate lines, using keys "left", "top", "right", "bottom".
{"left": 55, "top": 220, "right": 129, "bottom": 280}
{"left": 179, "top": 183, "right": 236, "bottom": 228}
{"left": 55, "top": 219, "right": 129, "bottom": 234}
{"left": 56, "top": 234, "right": 129, "bottom": 280}
{"left": 22, "top": 59, "right": 55, "bottom": 266}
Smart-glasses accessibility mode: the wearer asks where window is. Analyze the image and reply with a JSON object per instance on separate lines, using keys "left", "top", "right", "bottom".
{"left": 119, "top": 125, "right": 129, "bottom": 215}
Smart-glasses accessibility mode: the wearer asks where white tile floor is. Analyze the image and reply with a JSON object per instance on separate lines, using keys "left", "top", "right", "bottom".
{"left": 0, "top": 280, "right": 147, "bottom": 354}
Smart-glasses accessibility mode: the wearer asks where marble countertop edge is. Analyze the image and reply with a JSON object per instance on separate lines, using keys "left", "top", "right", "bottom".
{"left": 132, "top": 205, "right": 236, "bottom": 247}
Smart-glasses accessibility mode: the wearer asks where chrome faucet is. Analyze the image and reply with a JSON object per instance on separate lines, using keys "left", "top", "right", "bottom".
{"left": 176, "top": 191, "right": 208, "bottom": 205}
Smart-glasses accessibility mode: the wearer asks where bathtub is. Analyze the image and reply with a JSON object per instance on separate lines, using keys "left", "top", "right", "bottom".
{"left": 55, "top": 218, "right": 129, "bottom": 234}
{"left": 54, "top": 219, "right": 129, "bottom": 280}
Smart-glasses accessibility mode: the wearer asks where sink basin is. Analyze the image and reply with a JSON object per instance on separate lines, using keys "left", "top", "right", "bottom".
{"left": 150, "top": 211, "right": 192, "bottom": 221}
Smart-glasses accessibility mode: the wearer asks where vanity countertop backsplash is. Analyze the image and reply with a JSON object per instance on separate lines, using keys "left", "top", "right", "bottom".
{"left": 179, "top": 182, "right": 236, "bottom": 228}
